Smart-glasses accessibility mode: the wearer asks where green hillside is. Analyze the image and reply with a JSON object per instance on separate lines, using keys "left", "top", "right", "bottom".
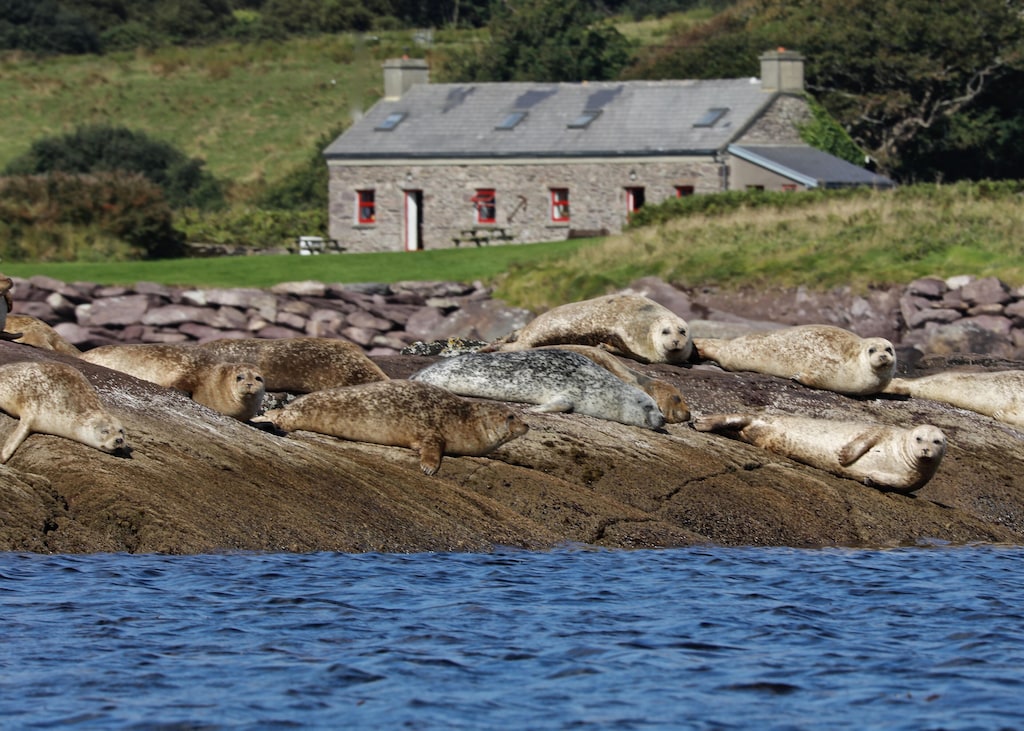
{"left": 0, "top": 32, "right": 430, "bottom": 193}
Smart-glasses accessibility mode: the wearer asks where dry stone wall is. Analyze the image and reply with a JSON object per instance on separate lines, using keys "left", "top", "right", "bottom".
{"left": 9, "top": 273, "right": 1024, "bottom": 360}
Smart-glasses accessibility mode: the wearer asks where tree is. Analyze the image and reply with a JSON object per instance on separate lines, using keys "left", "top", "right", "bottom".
{"left": 440, "top": 0, "right": 635, "bottom": 82}
{"left": 4, "top": 124, "right": 225, "bottom": 210}
{"left": 622, "top": 0, "right": 1024, "bottom": 181}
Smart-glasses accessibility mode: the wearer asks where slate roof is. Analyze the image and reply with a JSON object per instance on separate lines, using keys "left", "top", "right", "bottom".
{"left": 729, "top": 144, "right": 895, "bottom": 189}
{"left": 324, "top": 78, "right": 774, "bottom": 160}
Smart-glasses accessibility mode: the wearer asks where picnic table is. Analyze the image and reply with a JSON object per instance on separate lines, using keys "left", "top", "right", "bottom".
{"left": 451, "top": 227, "right": 514, "bottom": 247}
{"left": 295, "top": 236, "right": 346, "bottom": 254}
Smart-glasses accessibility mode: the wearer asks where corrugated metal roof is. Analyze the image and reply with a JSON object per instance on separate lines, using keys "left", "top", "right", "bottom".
{"left": 324, "top": 78, "right": 773, "bottom": 160}
{"left": 729, "top": 144, "right": 895, "bottom": 188}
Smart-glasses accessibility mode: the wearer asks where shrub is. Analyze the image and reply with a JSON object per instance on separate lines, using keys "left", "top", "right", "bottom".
{"left": 0, "top": 172, "right": 185, "bottom": 261}
{"left": 3, "top": 124, "right": 226, "bottom": 211}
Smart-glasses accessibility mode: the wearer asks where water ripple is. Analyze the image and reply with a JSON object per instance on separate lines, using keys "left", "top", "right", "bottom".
{"left": 2, "top": 546, "right": 1024, "bottom": 729}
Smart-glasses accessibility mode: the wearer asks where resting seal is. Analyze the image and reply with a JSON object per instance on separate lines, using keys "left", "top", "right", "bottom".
{"left": 81, "top": 344, "right": 265, "bottom": 420}
{"left": 197, "top": 337, "right": 388, "bottom": 392}
{"left": 884, "top": 370, "right": 1024, "bottom": 428}
{"left": 694, "top": 325, "right": 896, "bottom": 395}
{"left": 411, "top": 350, "right": 665, "bottom": 430}
{"left": 694, "top": 413, "right": 946, "bottom": 493}
{"left": 495, "top": 293, "right": 692, "bottom": 364}
{"left": 0, "top": 361, "right": 128, "bottom": 462}
{"left": 4, "top": 314, "right": 82, "bottom": 355}
{"left": 533, "top": 344, "right": 690, "bottom": 423}
{"left": 256, "top": 379, "right": 528, "bottom": 475}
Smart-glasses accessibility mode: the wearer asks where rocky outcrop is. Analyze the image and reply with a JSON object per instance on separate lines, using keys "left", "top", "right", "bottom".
{"left": 3, "top": 272, "right": 1024, "bottom": 554}
{"left": 1, "top": 338, "right": 1023, "bottom": 554}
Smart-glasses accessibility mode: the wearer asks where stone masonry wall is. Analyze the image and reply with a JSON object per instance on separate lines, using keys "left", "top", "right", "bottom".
{"left": 328, "top": 159, "right": 723, "bottom": 253}
{"left": 9, "top": 273, "right": 1024, "bottom": 360}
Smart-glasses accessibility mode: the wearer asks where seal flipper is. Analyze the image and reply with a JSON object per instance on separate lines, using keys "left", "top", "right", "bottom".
{"left": 1, "top": 419, "right": 32, "bottom": 463}
{"left": 416, "top": 436, "right": 445, "bottom": 476}
{"left": 838, "top": 431, "right": 882, "bottom": 466}
{"left": 693, "top": 413, "right": 753, "bottom": 433}
{"left": 529, "top": 395, "right": 574, "bottom": 414}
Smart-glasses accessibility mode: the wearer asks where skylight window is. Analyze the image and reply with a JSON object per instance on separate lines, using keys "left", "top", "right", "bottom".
{"left": 568, "top": 110, "right": 601, "bottom": 129}
{"left": 693, "top": 107, "right": 729, "bottom": 128}
{"left": 496, "top": 111, "right": 527, "bottom": 130}
{"left": 375, "top": 112, "right": 407, "bottom": 131}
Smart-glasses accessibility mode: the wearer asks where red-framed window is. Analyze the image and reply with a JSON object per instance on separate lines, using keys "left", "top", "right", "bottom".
{"left": 675, "top": 185, "right": 695, "bottom": 197}
{"left": 551, "top": 188, "right": 570, "bottom": 222}
{"left": 356, "top": 190, "right": 375, "bottom": 224}
{"left": 782, "top": 183, "right": 798, "bottom": 192}
{"left": 473, "top": 188, "right": 496, "bottom": 224}
{"left": 625, "top": 186, "right": 645, "bottom": 214}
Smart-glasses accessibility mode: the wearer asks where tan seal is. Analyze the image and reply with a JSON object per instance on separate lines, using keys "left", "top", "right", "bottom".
{"left": 694, "top": 325, "right": 896, "bottom": 395}
{"left": 197, "top": 337, "right": 388, "bottom": 393}
{"left": 3, "top": 314, "right": 82, "bottom": 355}
{"left": 0, "top": 360, "right": 128, "bottom": 462}
{"left": 533, "top": 344, "right": 690, "bottom": 423}
{"left": 255, "top": 379, "right": 528, "bottom": 475}
{"left": 694, "top": 412, "right": 945, "bottom": 493}
{"left": 495, "top": 293, "right": 692, "bottom": 364}
{"left": 81, "top": 344, "right": 265, "bottom": 421}
{"left": 412, "top": 350, "right": 666, "bottom": 429}
{"left": 884, "top": 370, "right": 1024, "bottom": 428}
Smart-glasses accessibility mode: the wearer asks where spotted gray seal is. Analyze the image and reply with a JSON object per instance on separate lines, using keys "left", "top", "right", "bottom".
{"left": 694, "top": 412, "right": 946, "bottom": 493}
{"left": 884, "top": 370, "right": 1024, "bottom": 428}
{"left": 693, "top": 325, "right": 896, "bottom": 396}
{"left": 255, "top": 379, "right": 528, "bottom": 475}
{"left": 411, "top": 349, "right": 665, "bottom": 430}
{"left": 197, "top": 337, "right": 388, "bottom": 392}
{"left": 532, "top": 344, "right": 690, "bottom": 423}
{"left": 0, "top": 361, "right": 128, "bottom": 462}
{"left": 495, "top": 293, "right": 692, "bottom": 364}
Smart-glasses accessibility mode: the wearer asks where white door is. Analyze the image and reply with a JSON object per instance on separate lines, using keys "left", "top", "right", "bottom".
{"left": 404, "top": 190, "right": 423, "bottom": 251}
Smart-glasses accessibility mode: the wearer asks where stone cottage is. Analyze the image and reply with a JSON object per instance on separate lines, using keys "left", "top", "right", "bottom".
{"left": 323, "top": 50, "right": 893, "bottom": 253}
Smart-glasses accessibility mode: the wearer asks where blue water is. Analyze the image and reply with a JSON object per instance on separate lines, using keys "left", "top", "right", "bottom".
{"left": 2, "top": 546, "right": 1024, "bottom": 730}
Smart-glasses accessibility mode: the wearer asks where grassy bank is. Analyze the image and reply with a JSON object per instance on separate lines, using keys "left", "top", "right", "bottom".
{"left": 494, "top": 183, "right": 1024, "bottom": 311}
{"left": 1, "top": 238, "right": 595, "bottom": 289}
{"left": 4, "top": 183, "right": 1023, "bottom": 313}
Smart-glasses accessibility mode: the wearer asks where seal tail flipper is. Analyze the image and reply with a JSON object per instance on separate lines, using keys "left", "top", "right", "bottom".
{"left": 691, "top": 338, "right": 721, "bottom": 362}
{"left": 693, "top": 413, "right": 753, "bottom": 433}
{"left": 1, "top": 420, "right": 31, "bottom": 463}
{"left": 882, "top": 378, "right": 912, "bottom": 395}
{"left": 251, "top": 409, "right": 282, "bottom": 424}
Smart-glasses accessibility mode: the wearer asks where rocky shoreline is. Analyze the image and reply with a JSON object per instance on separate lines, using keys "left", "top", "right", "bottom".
{"left": 2, "top": 272, "right": 1024, "bottom": 555}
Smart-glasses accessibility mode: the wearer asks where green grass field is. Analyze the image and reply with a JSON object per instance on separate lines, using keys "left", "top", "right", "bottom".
{"left": 0, "top": 238, "right": 596, "bottom": 289}
{"left": 6, "top": 184, "right": 1024, "bottom": 314}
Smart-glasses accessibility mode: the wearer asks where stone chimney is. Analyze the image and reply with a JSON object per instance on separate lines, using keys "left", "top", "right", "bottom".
{"left": 759, "top": 48, "right": 804, "bottom": 93}
{"left": 383, "top": 57, "right": 429, "bottom": 100}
